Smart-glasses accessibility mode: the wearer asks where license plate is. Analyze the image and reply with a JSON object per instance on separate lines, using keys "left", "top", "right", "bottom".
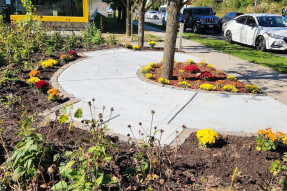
{"left": 209, "top": 25, "right": 213, "bottom": 27}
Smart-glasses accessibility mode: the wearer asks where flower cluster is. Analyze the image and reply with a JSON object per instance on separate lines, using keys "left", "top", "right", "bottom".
{"left": 158, "top": 78, "right": 169, "bottom": 84}
{"left": 125, "top": 42, "right": 131, "bottom": 48}
{"left": 148, "top": 62, "right": 157, "bottom": 68}
{"left": 141, "top": 65, "right": 152, "bottom": 74}
{"left": 47, "top": 88, "right": 60, "bottom": 101}
{"left": 178, "top": 81, "right": 191, "bottom": 88}
{"left": 148, "top": 41, "right": 157, "bottom": 48}
{"left": 245, "top": 84, "right": 259, "bottom": 94}
{"left": 207, "top": 64, "right": 214, "bottom": 69}
{"left": 187, "top": 59, "right": 194, "bottom": 64}
{"left": 256, "top": 128, "right": 287, "bottom": 151}
{"left": 227, "top": 76, "right": 237, "bottom": 81}
{"left": 199, "top": 83, "right": 216, "bottom": 91}
{"left": 60, "top": 54, "right": 68, "bottom": 61}
{"left": 29, "top": 70, "right": 40, "bottom": 78}
{"left": 184, "top": 65, "right": 200, "bottom": 74}
{"left": 145, "top": 73, "right": 153, "bottom": 79}
{"left": 196, "top": 129, "right": 219, "bottom": 147}
{"left": 42, "top": 59, "right": 58, "bottom": 68}
{"left": 199, "top": 72, "right": 214, "bottom": 80}
{"left": 26, "top": 77, "right": 40, "bottom": 85}
{"left": 35, "top": 80, "right": 50, "bottom": 92}
{"left": 69, "top": 51, "right": 78, "bottom": 57}
{"left": 222, "top": 84, "right": 238, "bottom": 92}
{"left": 133, "top": 45, "right": 140, "bottom": 50}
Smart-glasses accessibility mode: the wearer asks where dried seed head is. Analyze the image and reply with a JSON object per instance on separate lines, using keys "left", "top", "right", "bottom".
{"left": 154, "top": 126, "right": 157, "bottom": 130}
{"left": 88, "top": 101, "right": 91, "bottom": 106}
{"left": 91, "top": 124, "right": 96, "bottom": 128}
{"left": 176, "top": 131, "right": 179, "bottom": 134}
{"left": 151, "top": 110, "right": 155, "bottom": 114}
{"left": 128, "top": 124, "right": 131, "bottom": 128}
{"left": 55, "top": 110, "right": 60, "bottom": 116}
{"left": 85, "top": 120, "right": 89, "bottom": 125}
{"left": 127, "top": 133, "right": 130, "bottom": 137}
{"left": 81, "top": 120, "right": 84, "bottom": 123}
{"left": 182, "top": 125, "right": 187, "bottom": 129}
{"left": 141, "top": 133, "right": 144, "bottom": 136}
{"left": 138, "top": 130, "right": 141, "bottom": 134}
{"left": 98, "top": 113, "right": 103, "bottom": 119}
{"left": 103, "top": 106, "right": 105, "bottom": 110}
{"left": 139, "top": 122, "right": 142, "bottom": 126}
{"left": 37, "top": 166, "right": 44, "bottom": 174}
{"left": 110, "top": 107, "right": 114, "bottom": 112}
{"left": 47, "top": 164, "right": 56, "bottom": 174}
{"left": 159, "top": 179, "right": 164, "bottom": 185}
{"left": 92, "top": 98, "right": 95, "bottom": 102}
{"left": 100, "top": 119, "right": 103, "bottom": 123}
{"left": 160, "top": 129, "right": 164, "bottom": 133}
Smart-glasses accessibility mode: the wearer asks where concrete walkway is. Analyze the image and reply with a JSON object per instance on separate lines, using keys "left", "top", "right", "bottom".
{"left": 56, "top": 49, "right": 287, "bottom": 145}
{"left": 134, "top": 21, "right": 287, "bottom": 105}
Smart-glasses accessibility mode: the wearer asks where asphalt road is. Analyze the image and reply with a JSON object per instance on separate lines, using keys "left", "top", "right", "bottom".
{"left": 145, "top": 19, "right": 287, "bottom": 58}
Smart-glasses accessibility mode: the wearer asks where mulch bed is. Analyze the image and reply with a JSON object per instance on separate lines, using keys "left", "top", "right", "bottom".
{"left": 0, "top": 46, "right": 284, "bottom": 190}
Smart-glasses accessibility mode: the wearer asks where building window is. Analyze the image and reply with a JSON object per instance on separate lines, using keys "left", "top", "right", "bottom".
{"left": 12, "top": 0, "right": 83, "bottom": 17}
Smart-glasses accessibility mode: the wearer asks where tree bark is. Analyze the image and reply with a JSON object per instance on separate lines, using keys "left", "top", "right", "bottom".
{"left": 126, "top": 0, "right": 131, "bottom": 36}
{"left": 137, "top": 5, "right": 145, "bottom": 48}
{"left": 161, "top": 1, "right": 181, "bottom": 79}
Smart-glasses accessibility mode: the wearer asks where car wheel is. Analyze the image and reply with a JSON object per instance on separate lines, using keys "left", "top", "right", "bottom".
{"left": 226, "top": 30, "right": 233, "bottom": 43}
{"left": 255, "top": 36, "right": 266, "bottom": 51}
{"left": 192, "top": 24, "right": 199, "bottom": 33}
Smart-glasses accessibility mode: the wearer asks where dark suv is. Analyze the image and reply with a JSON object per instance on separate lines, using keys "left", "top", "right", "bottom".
{"left": 183, "top": 7, "right": 221, "bottom": 34}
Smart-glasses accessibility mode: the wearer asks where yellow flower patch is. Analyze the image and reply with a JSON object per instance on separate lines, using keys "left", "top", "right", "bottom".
{"left": 227, "top": 76, "right": 237, "bottom": 81}
{"left": 26, "top": 77, "right": 40, "bottom": 85}
{"left": 222, "top": 84, "right": 238, "bottom": 92}
{"left": 158, "top": 78, "right": 169, "bottom": 84}
{"left": 199, "top": 84, "right": 216, "bottom": 91}
{"left": 133, "top": 45, "right": 140, "bottom": 50}
{"left": 42, "top": 59, "right": 58, "bottom": 68}
{"left": 178, "top": 81, "right": 191, "bottom": 88}
{"left": 245, "top": 84, "right": 259, "bottom": 94}
{"left": 141, "top": 65, "right": 152, "bottom": 74}
{"left": 196, "top": 129, "right": 219, "bottom": 147}
{"left": 145, "top": 73, "right": 153, "bottom": 79}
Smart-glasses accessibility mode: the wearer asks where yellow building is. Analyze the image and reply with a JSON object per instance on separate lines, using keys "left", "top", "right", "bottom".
{"left": 10, "top": 0, "right": 90, "bottom": 23}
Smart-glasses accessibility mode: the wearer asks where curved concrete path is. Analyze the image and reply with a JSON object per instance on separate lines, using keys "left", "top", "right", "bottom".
{"left": 57, "top": 48, "right": 287, "bottom": 145}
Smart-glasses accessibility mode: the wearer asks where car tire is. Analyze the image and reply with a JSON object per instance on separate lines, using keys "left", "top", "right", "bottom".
{"left": 192, "top": 24, "right": 199, "bottom": 33}
{"left": 255, "top": 36, "right": 266, "bottom": 51}
{"left": 225, "top": 30, "right": 233, "bottom": 43}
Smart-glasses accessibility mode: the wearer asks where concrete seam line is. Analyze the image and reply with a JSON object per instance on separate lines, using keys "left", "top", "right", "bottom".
{"left": 167, "top": 91, "right": 199, "bottom": 124}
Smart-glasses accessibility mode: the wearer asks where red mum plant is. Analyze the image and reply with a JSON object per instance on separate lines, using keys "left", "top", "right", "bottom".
{"left": 69, "top": 51, "right": 78, "bottom": 57}
{"left": 199, "top": 72, "right": 215, "bottom": 81}
{"left": 35, "top": 80, "right": 50, "bottom": 92}
{"left": 184, "top": 65, "right": 200, "bottom": 74}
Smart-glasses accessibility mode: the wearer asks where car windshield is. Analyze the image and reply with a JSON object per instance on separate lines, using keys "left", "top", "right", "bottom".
{"left": 193, "top": 8, "right": 213, "bottom": 16}
{"left": 256, "top": 16, "right": 287, "bottom": 27}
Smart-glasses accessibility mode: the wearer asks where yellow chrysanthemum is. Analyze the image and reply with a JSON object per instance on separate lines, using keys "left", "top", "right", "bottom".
{"left": 26, "top": 77, "right": 40, "bottom": 85}
{"left": 199, "top": 84, "right": 216, "bottom": 91}
{"left": 47, "top": 88, "right": 60, "bottom": 101}
{"left": 196, "top": 129, "right": 219, "bottom": 146}
{"left": 158, "top": 78, "right": 169, "bottom": 84}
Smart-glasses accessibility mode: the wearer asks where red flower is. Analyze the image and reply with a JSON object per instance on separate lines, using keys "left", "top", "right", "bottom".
{"left": 35, "top": 80, "right": 50, "bottom": 91}
{"left": 184, "top": 65, "right": 200, "bottom": 73}
{"left": 69, "top": 51, "right": 78, "bottom": 57}
{"left": 199, "top": 72, "right": 214, "bottom": 80}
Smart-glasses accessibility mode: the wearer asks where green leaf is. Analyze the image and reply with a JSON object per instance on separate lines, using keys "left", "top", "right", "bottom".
{"left": 59, "top": 114, "right": 68, "bottom": 124}
{"left": 96, "top": 174, "right": 104, "bottom": 185}
{"left": 74, "top": 108, "right": 83, "bottom": 118}
{"left": 50, "top": 181, "right": 67, "bottom": 190}
{"left": 59, "top": 160, "right": 75, "bottom": 174}
{"left": 60, "top": 106, "right": 67, "bottom": 115}
{"left": 255, "top": 146, "right": 261, "bottom": 151}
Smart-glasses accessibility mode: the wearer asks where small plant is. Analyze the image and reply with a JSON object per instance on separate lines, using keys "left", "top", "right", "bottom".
{"left": 133, "top": 45, "right": 140, "bottom": 50}
{"left": 178, "top": 81, "right": 191, "bottom": 88}
{"left": 158, "top": 78, "right": 169, "bottom": 84}
{"left": 47, "top": 88, "right": 60, "bottom": 101}
{"left": 207, "top": 64, "right": 214, "bottom": 70}
{"left": 148, "top": 62, "right": 157, "bottom": 68}
{"left": 227, "top": 76, "right": 237, "bottom": 81}
{"left": 28, "top": 70, "right": 40, "bottom": 78}
{"left": 256, "top": 128, "right": 284, "bottom": 151}
{"left": 145, "top": 73, "right": 153, "bottom": 79}
{"left": 26, "top": 77, "right": 40, "bottom": 85}
{"left": 106, "top": 34, "right": 117, "bottom": 45}
{"left": 245, "top": 84, "right": 260, "bottom": 94}
{"left": 222, "top": 84, "right": 238, "bottom": 93}
{"left": 60, "top": 54, "right": 68, "bottom": 61}
{"left": 184, "top": 65, "right": 200, "bottom": 74}
{"left": 41, "top": 59, "right": 58, "bottom": 68}
{"left": 178, "top": 76, "right": 183, "bottom": 82}
{"left": 68, "top": 51, "right": 78, "bottom": 57}
{"left": 187, "top": 59, "right": 194, "bottom": 64}
{"left": 148, "top": 41, "right": 157, "bottom": 49}
{"left": 270, "top": 152, "right": 287, "bottom": 190}
{"left": 141, "top": 65, "right": 153, "bottom": 74}
{"left": 199, "top": 83, "right": 216, "bottom": 91}
{"left": 125, "top": 42, "right": 131, "bottom": 48}
{"left": 35, "top": 80, "right": 50, "bottom": 92}
{"left": 178, "top": 69, "right": 185, "bottom": 76}
{"left": 199, "top": 72, "right": 214, "bottom": 81}
{"left": 196, "top": 129, "right": 219, "bottom": 147}
{"left": 215, "top": 80, "right": 223, "bottom": 88}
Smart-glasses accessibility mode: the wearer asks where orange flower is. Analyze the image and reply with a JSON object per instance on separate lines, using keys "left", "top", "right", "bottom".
{"left": 276, "top": 131, "right": 285, "bottom": 138}
{"left": 47, "top": 89, "right": 60, "bottom": 101}
{"left": 60, "top": 54, "right": 67, "bottom": 60}
{"left": 29, "top": 70, "right": 40, "bottom": 78}
{"left": 178, "top": 76, "right": 183, "bottom": 82}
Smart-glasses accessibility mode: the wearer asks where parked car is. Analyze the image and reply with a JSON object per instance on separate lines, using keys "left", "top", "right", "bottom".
{"left": 221, "top": 12, "right": 243, "bottom": 30}
{"left": 158, "top": 12, "right": 165, "bottom": 20}
{"left": 182, "top": 7, "right": 222, "bottom": 34}
{"left": 282, "top": 7, "right": 287, "bottom": 19}
{"left": 162, "top": 12, "right": 184, "bottom": 27}
{"left": 224, "top": 14, "right": 287, "bottom": 51}
{"left": 147, "top": 11, "right": 159, "bottom": 19}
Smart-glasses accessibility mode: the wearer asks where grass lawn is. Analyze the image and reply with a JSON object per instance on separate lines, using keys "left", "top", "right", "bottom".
{"left": 183, "top": 33, "right": 287, "bottom": 74}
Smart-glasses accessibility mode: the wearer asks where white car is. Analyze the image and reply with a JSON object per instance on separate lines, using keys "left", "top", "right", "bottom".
{"left": 224, "top": 14, "right": 287, "bottom": 51}
{"left": 147, "top": 11, "right": 159, "bottom": 19}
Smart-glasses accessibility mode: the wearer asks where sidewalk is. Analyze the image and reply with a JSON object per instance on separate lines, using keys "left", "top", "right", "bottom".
{"left": 134, "top": 21, "right": 287, "bottom": 105}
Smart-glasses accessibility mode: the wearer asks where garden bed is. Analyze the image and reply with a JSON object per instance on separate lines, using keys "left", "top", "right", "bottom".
{"left": 140, "top": 60, "right": 262, "bottom": 94}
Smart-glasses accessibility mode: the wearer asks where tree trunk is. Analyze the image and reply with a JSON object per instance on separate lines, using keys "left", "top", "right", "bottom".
{"left": 137, "top": 5, "right": 145, "bottom": 48}
{"left": 126, "top": 0, "right": 131, "bottom": 36}
{"left": 121, "top": 7, "right": 126, "bottom": 27}
{"left": 161, "top": 1, "right": 181, "bottom": 79}
{"left": 118, "top": 9, "right": 122, "bottom": 23}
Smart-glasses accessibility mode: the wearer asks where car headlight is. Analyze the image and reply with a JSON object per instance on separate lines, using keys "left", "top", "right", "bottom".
{"left": 267, "top": 33, "right": 285, "bottom": 40}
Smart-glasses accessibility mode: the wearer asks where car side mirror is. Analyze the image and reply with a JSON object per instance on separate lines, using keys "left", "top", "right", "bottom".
{"left": 248, "top": 23, "right": 256, "bottom": 27}
{"left": 214, "top": 12, "right": 216, "bottom": 15}
{"left": 282, "top": 8, "right": 286, "bottom": 16}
